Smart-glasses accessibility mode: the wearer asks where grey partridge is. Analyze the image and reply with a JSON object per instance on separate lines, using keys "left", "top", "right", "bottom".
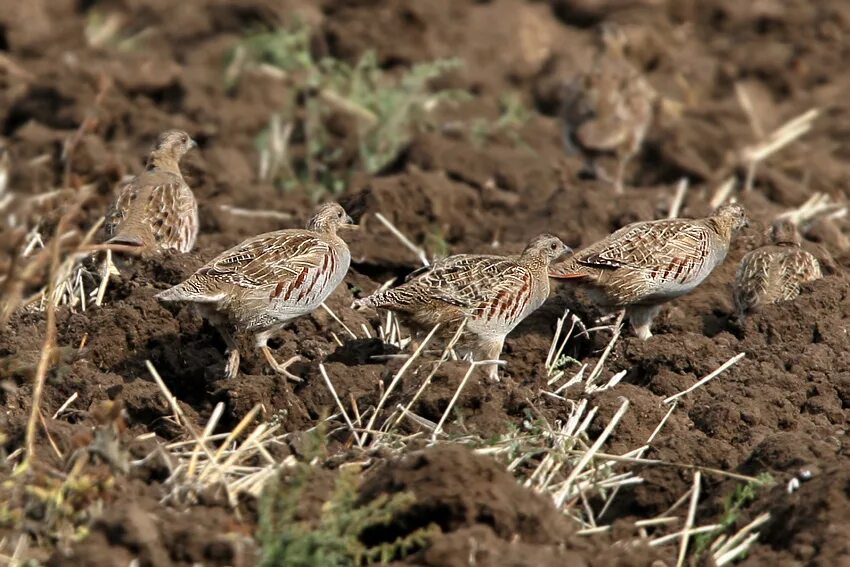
{"left": 104, "top": 129, "right": 198, "bottom": 254}
{"left": 549, "top": 204, "right": 748, "bottom": 339}
{"left": 734, "top": 219, "right": 822, "bottom": 317}
{"left": 561, "top": 24, "right": 655, "bottom": 193}
{"left": 156, "top": 203, "right": 353, "bottom": 380}
{"left": 355, "top": 234, "right": 571, "bottom": 380}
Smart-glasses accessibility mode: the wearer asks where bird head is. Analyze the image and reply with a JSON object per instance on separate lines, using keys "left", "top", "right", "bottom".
{"left": 307, "top": 202, "right": 355, "bottom": 234}
{"left": 769, "top": 218, "right": 801, "bottom": 246}
{"left": 524, "top": 233, "right": 573, "bottom": 265}
{"left": 714, "top": 202, "right": 749, "bottom": 233}
{"left": 153, "top": 129, "right": 197, "bottom": 162}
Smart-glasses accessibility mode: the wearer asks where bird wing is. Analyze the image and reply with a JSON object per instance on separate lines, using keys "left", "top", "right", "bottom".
{"left": 144, "top": 181, "right": 196, "bottom": 251}
{"left": 577, "top": 219, "right": 713, "bottom": 284}
{"left": 104, "top": 181, "right": 138, "bottom": 237}
{"left": 413, "top": 255, "right": 532, "bottom": 317}
{"left": 576, "top": 116, "right": 630, "bottom": 152}
{"left": 734, "top": 248, "right": 774, "bottom": 311}
{"left": 106, "top": 173, "right": 197, "bottom": 251}
{"left": 778, "top": 249, "right": 822, "bottom": 299}
{"left": 197, "top": 230, "right": 334, "bottom": 299}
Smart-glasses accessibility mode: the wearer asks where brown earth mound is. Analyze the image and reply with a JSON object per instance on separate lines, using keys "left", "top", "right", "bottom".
{"left": 1, "top": 0, "right": 849, "bottom": 565}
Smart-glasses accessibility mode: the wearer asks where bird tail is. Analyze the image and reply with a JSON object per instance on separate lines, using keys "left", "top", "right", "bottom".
{"left": 353, "top": 294, "right": 381, "bottom": 310}
{"left": 155, "top": 281, "right": 193, "bottom": 302}
{"left": 548, "top": 260, "right": 587, "bottom": 279}
{"left": 354, "top": 288, "right": 407, "bottom": 310}
{"left": 548, "top": 271, "right": 586, "bottom": 279}
{"left": 106, "top": 231, "right": 145, "bottom": 247}
{"left": 156, "top": 277, "right": 224, "bottom": 304}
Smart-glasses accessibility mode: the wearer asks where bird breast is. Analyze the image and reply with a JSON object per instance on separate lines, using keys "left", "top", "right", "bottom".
{"left": 466, "top": 269, "right": 543, "bottom": 337}
{"left": 266, "top": 244, "right": 350, "bottom": 316}
{"left": 641, "top": 242, "right": 728, "bottom": 301}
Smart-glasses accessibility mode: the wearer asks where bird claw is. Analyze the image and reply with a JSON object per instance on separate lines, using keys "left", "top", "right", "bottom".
{"left": 482, "top": 359, "right": 504, "bottom": 382}
{"left": 261, "top": 347, "right": 303, "bottom": 382}
{"left": 633, "top": 325, "right": 653, "bottom": 340}
{"left": 224, "top": 349, "right": 240, "bottom": 379}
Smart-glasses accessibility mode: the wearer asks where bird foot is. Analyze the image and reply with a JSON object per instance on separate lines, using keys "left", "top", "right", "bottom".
{"left": 224, "top": 349, "right": 241, "bottom": 379}
{"left": 260, "top": 347, "right": 303, "bottom": 382}
{"left": 633, "top": 325, "right": 653, "bottom": 340}
{"left": 487, "top": 367, "right": 501, "bottom": 382}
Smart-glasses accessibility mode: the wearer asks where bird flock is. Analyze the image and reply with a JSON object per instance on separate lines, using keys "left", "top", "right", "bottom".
{"left": 101, "top": 128, "right": 823, "bottom": 382}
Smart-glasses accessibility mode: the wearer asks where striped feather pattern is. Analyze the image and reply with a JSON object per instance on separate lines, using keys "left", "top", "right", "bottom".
{"left": 561, "top": 25, "right": 654, "bottom": 160}
{"left": 734, "top": 239, "right": 822, "bottom": 317}
{"left": 356, "top": 234, "right": 569, "bottom": 379}
{"left": 156, "top": 203, "right": 352, "bottom": 333}
{"left": 104, "top": 129, "right": 198, "bottom": 254}
{"left": 367, "top": 255, "right": 541, "bottom": 334}
{"left": 106, "top": 178, "right": 198, "bottom": 252}
{"left": 549, "top": 204, "right": 747, "bottom": 339}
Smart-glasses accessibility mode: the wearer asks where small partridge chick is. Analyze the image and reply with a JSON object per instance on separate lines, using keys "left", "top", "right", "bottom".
{"left": 156, "top": 203, "right": 353, "bottom": 380}
{"left": 356, "top": 234, "right": 571, "bottom": 380}
{"left": 734, "top": 219, "right": 822, "bottom": 317}
{"left": 104, "top": 129, "right": 199, "bottom": 254}
{"left": 550, "top": 204, "right": 748, "bottom": 339}
{"left": 561, "top": 24, "right": 655, "bottom": 193}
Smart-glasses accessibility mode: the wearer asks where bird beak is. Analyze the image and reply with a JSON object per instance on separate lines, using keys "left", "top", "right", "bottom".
{"left": 340, "top": 215, "right": 358, "bottom": 230}
{"left": 188, "top": 138, "right": 198, "bottom": 149}
{"left": 555, "top": 245, "right": 574, "bottom": 263}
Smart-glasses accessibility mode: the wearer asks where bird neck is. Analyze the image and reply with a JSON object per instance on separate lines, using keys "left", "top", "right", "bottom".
{"left": 706, "top": 217, "right": 733, "bottom": 243}
{"left": 146, "top": 151, "right": 183, "bottom": 175}
{"left": 307, "top": 220, "right": 336, "bottom": 236}
{"left": 518, "top": 250, "right": 546, "bottom": 270}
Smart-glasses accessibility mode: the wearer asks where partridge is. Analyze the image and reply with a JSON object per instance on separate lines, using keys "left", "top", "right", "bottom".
{"left": 561, "top": 23, "right": 655, "bottom": 193}
{"left": 156, "top": 203, "right": 353, "bottom": 380}
{"left": 549, "top": 204, "right": 748, "bottom": 339}
{"left": 104, "top": 129, "right": 198, "bottom": 254}
{"left": 734, "top": 219, "right": 822, "bottom": 317}
{"left": 355, "top": 234, "right": 571, "bottom": 380}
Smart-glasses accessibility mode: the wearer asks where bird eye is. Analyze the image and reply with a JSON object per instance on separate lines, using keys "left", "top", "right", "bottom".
{"left": 181, "top": 135, "right": 188, "bottom": 144}
{"left": 550, "top": 242, "right": 557, "bottom": 250}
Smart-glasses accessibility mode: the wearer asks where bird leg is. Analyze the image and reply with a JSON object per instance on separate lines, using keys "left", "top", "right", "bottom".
{"left": 587, "top": 158, "right": 613, "bottom": 186}
{"left": 226, "top": 349, "right": 241, "bottom": 380}
{"left": 260, "top": 348, "right": 303, "bottom": 382}
{"left": 627, "top": 304, "right": 662, "bottom": 340}
{"left": 477, "top": 336, "right": 506, "bottom": 382}
{"left": 613, "top": 153, "right": 633, "bottom": 194}
{"left": 255, "top": 329, "right": 303, "bottom": 382}
{"left": 215, "top": 324, "right": 241, "bottom": 380}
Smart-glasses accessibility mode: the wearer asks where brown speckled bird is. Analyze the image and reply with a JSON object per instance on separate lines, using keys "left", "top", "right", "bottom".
{"left": 104, "top": 129, "right": 198, "bottom": 254}
{"left": 355, "top": 234, "right": 571, "bottom": 380}
{"left": 549, "top": 204, "right": 748, "bottom": 339}
{"left": 733, "top": 219, "right": 822, "bottom": 317}
{"left": 156, "top": 203, "right": 353, "bottom": 381}
{"left": 561, "top": 24, "right": 655, "bottom": 193}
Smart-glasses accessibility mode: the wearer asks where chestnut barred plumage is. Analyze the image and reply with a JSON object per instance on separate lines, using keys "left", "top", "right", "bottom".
{"left": 549, "top": 204, "right": 748, "bottom": 339}
{"left": 104, "top": 129, "right": 199, "bottom": 254}
{"left": 156, "top": 203, "right": 354, "bottom": 380}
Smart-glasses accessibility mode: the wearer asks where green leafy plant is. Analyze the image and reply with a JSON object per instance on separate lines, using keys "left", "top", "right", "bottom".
{"left": 552, "top": 353, "right": 580, "bottom": 373}
{"left": 470, "top": 92, "right": 531, "bottom": 148}
{"left": 0, "top": 458, "right": 114, "bottom": 550}
{"left": 257, "top": 462, "right": 438, "bottom": 566}
{"left": 694, "top": 473, "right": 775, "bottom": 556}
{"left": 424, "top": 227, "right": 450, "bottom": 259}
{"left": 229, "top": 24, "right": 467, "bottom": 200}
